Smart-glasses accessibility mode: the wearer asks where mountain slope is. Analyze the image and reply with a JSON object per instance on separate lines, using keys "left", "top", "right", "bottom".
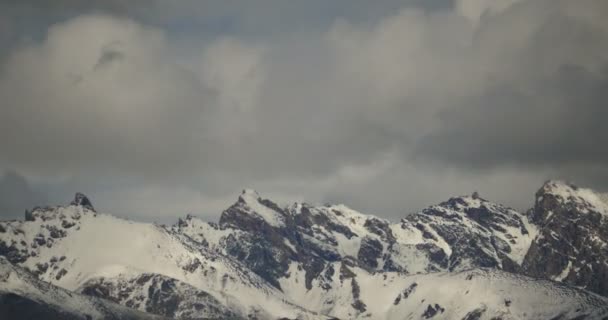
{"left": 3, "top": 182, "right": 608, "bottom": 319}
{"left": 174, "top": 186, "right": 608, "bottom": 319}
{"left": 0, "top": 256, "right": 165, "bottom": 320}
{"left": 0, "top": 197, "right": 327, "bottom": 319}
{"left": 279, "top": 262, "right": 608, "bottom": 319}
{"left": 78, "top": 272, "right": 244, "bottom": 320}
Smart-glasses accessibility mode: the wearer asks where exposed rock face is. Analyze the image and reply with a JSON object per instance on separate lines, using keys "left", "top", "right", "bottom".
{"left": 400, "top": 195, "right": 535, "bottom": 273}
{"left": 357, "top": 237, "right": 383, "bottom": 271}
{"left": 206, "top": 191, "right": 538, "bottom": 292}
{"left": 70, "top": 193, "right": 95, "bottom": 212}
{"left": 171, "top": 183, "right": 608, "bottom": 317}
{"left": 218, "top": 190, "right": 297, "bottom": 289}
{"left": 522, "top": 181, "right": 608, "bottom": 297}
{"left": 421, "top": 303, "right": 444, "bottom": 318}
{"left": 79, "top": 273, "right": 244, "bottom": 320}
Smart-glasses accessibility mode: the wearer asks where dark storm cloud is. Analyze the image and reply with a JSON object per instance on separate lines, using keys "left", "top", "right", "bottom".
{"left": 417, "top": 65, "right": 608, "bottom": 169}
{"left": 0, "top": 0, "right": 454, "bottom": 33}
{"left": 416, "top": 0, "right": 608, "bottom": 175}
{"left": 0, "top": 0, "right": 607, "bottom": 221}
{"left": 0, "top": 0, "right": 149, "bottom": 19}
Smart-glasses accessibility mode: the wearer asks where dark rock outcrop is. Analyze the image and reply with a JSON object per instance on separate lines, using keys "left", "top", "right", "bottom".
{"left": 79, "top": 273, "right": 243, "bottom": 320}
{"left": 70, "top": 193, "right": 95, "bottom": 212}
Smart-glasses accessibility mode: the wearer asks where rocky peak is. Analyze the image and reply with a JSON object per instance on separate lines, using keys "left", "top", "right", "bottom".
{"left": 403, "top": 194, "right": 535, "bottom": 272}
{"left": 238, "top": 188, "right": 260, "bottom": 201}
{"left": 177, "top": 214, "right": 195, "bottom": 228}
{"left": 530, "top": 180, "right": 608, "bottom": 226}
{"left": 69, "top": 192, "right": 95, "bottom": 212}
{"left": 438, "top": 194, "right": 487, "bottom": 210}
{"left": 220, "top": 189, "right": 287, "bottom": 230}
{"left": 523, "top": 180, "right": 608, "bottom": 297}
{"left": 420, "top": 194, "right": 507, "bottom": 228}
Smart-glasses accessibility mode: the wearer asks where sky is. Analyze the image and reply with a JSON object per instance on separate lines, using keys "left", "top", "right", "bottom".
{"left": 1, "top": 0, "right": 608, "bottom": 223}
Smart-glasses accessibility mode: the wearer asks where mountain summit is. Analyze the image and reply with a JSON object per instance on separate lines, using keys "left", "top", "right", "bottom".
{"left": 522, "top": 180, "right": 608, "bottom": 296}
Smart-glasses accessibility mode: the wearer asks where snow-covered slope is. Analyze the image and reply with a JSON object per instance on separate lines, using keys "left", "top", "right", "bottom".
{"left": 279, "top": 262, "right": 608, "bottom": 319}
{"left": 3, "top": 182, "right": 608, "bottom": 319}
{"left": 0, "top": 256, "right": 165, "bottom": 319}
{"left": 0, "top": 195, "right": 327, "bottom": 319}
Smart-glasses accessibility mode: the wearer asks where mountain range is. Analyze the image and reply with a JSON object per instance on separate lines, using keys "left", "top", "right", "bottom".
{"left": 1, "top": 180, "right": 608, "bottom": 319}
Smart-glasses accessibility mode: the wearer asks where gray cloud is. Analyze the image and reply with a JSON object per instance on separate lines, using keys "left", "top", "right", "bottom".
{"left": 0, "top": 0, "right": 607, "bottom": 222}
{"left": 0, "top": 171, "right": 46, "bottom": 220}
{"left": 417, "top": 65, "right": 608, "bottom": 169}
{"left": 416, "top": 0, "right": 608, "bottom": 170}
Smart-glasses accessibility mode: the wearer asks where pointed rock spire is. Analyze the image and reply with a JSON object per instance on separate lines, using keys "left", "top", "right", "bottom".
{"left": 70, "top": 192, "right": 95, "bottom": 212}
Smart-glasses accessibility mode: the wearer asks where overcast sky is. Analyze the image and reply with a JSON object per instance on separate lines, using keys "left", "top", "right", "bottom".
{"left": 1, "top": 0, "right": 607, "bottom": 222}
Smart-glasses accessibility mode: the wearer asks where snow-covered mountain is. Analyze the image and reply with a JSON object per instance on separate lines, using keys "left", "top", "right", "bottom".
{"left": 177, "top": 189, "right": 537, "bottom": 294}
{"left": 0, "top": 198, "right": 325, "bottom": 319}
{"left": 2, "top": 180, "right": 608, "bottom": 319}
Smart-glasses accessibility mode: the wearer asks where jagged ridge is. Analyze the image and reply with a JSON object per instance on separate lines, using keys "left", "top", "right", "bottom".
{"left": 2, "top": 181, "right": 608, "bottom": 319}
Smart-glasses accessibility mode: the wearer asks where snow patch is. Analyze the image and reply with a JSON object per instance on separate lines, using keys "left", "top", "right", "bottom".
{"left": 554, "top": 260, "right": 572, "bottom": 282}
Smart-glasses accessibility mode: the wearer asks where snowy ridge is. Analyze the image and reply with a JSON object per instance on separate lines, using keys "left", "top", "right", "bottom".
{"left": 217, "top": 191, "right": 537, "bottom": 275}
{"left": 3, "top": 183, "right": 608, "bottom": 319}
{"left": 175, "top": 187, "right": 608, "bottom": 318}
{"left": 0, "top": 256, "right": 164, "bottom": 319}
{"left": 539, "top": 180, "right": 608, "bottom": 216}
{"left": 0, "top": 195, "right": 328, "bottom": 319}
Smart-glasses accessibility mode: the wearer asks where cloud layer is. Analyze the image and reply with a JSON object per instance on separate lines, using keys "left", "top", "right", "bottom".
{"left": 1, "top": 0, "right": 607, "bottom": 221}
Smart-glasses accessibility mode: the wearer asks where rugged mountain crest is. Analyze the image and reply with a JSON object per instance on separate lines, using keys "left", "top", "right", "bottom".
{"left": 208, "top": 191, "right": 538, "bottom": 291}
{"left": 400, "top": 194, "right": 537, "bottom": 273}
{"left": 3, "top": 181, "right": 608, "bottom": 319}
{"left": 0, "top": 201, "right": 326, "bottom": 319}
